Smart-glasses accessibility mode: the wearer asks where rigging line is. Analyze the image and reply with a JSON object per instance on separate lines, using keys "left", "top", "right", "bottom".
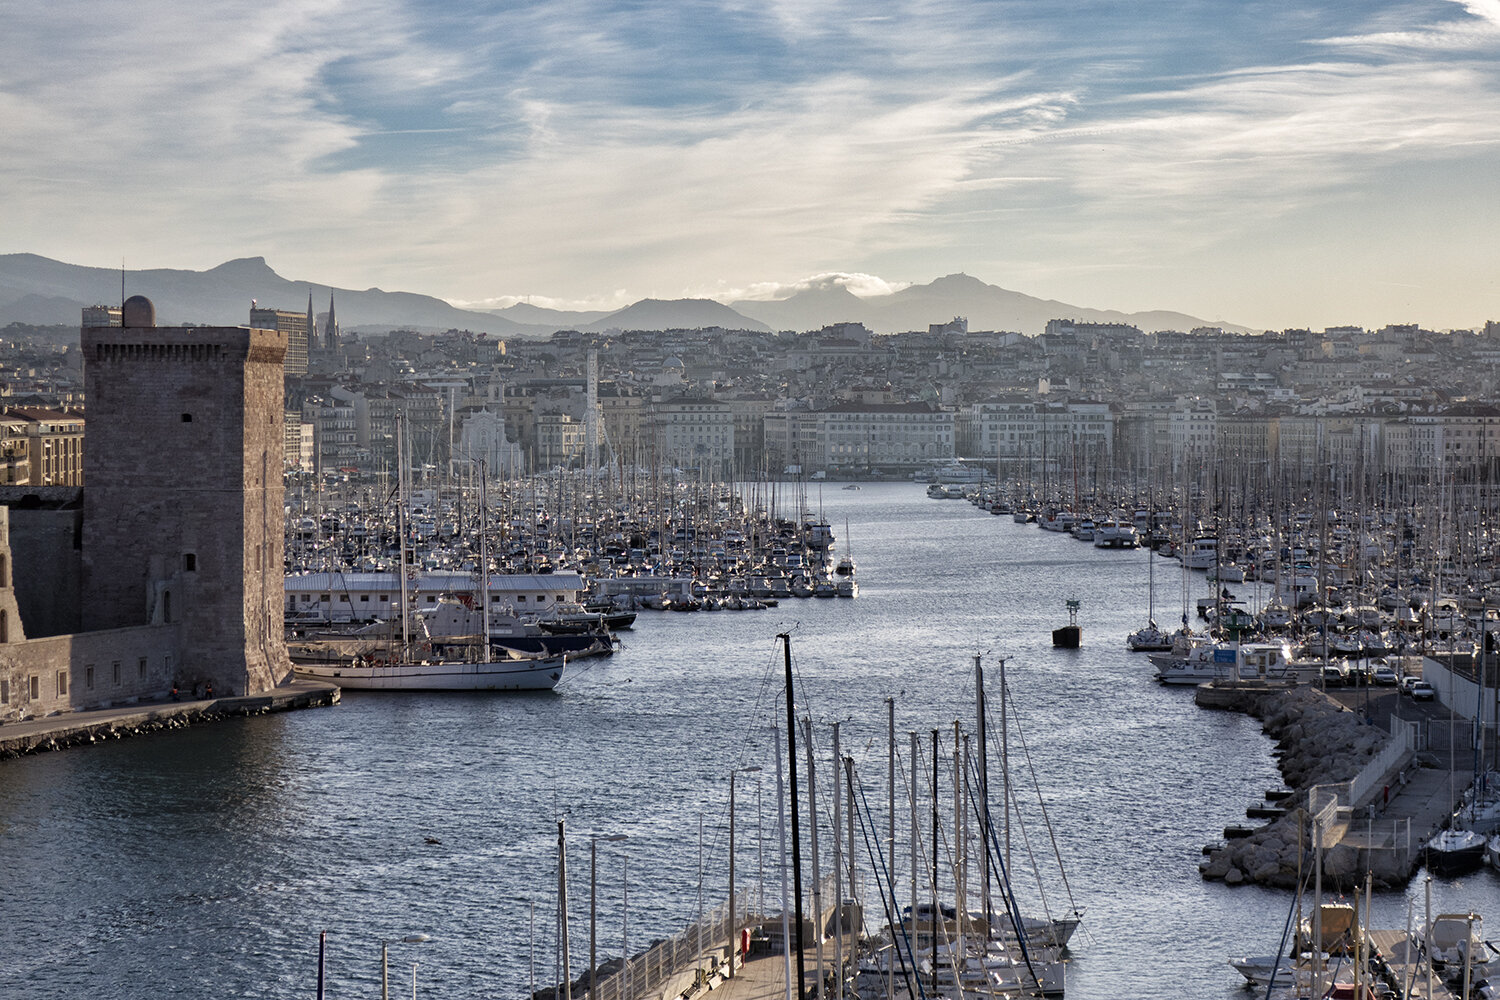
{"left": 849, "top": 761, "right": 924, "bottom": 1000}
{"left": 1261, "top": 875, "right": 1302, "bottom": 1000}
{"left": 994, "top": 713, "right": 1058, "bottom": 931}
{"left": 906, "top": 736, "right": 1029, "bottom": 1000}
{"left": 960, "top": 756, "right": 1044, "bottom": 994}
{"left": 778, "top": 623, "right": 823, "bottom": 727}
{"left": 1003, "top": 761, "right": 1063, "bottom": 954}
{"left": 982, "top": 674, "right": 1080, "bottom": 918}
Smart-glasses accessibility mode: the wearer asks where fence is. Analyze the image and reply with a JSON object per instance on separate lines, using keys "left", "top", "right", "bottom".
{"left": 1347, "top": 716, "right": 1417, "bottom": 807}
{"left": 1304, "top": 715, "right": 1418, "bottom": 869}
{"left": 588, "top": 874, "right": 841, "bottom": 1000}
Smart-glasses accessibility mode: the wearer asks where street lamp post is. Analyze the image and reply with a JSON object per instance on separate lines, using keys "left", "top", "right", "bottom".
{"left": 380, "top": 935, "right": 430, "bottom": 1000}
{"left": 729, "top": 765, "right": 763, "bottom": 978}
{"left": 591, "top": 833, "right": 628, "bottom": 1000}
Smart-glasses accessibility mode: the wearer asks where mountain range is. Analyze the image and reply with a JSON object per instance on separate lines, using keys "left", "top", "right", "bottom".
{"left": 0, "top": 253, "right": 1246, "bottom": 337}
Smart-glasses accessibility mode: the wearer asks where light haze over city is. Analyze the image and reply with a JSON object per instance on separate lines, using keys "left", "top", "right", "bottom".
{"left": 5, "top": 0, "right": 1500, "bottom": 331}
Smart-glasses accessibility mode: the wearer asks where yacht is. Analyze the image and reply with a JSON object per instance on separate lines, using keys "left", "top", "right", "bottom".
{"left": 1183, "top": 536, "right": 1219, "bottom": 570}
{"left": 1153, "top": 641, "right": 1312, "bottom": 686}
{"left": 1093, "top": 519, "right": 1139, "bottom": 548}
{"left": 293, "top": 650, "right": 566, "bottom": 691}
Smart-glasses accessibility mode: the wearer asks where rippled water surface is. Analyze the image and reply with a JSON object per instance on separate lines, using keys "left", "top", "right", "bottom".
{"left": 4, "top": 484, "right": 1497, "bottom": 998}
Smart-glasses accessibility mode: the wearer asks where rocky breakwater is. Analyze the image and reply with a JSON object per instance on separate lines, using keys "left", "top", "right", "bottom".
{"left": 1196, "top": 685, "right": 1408, "bottom": 890}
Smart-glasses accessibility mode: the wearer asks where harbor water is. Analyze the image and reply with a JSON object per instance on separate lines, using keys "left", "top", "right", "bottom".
{"left": 2, "top": 483, "right": 1495, "bottom": 998}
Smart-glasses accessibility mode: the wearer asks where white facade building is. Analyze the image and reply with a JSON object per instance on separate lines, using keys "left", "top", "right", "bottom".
{"left": 653, "top": 397, "right": 735, "bottom": 471}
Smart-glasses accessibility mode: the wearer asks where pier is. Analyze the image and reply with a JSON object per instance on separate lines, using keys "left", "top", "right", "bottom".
{"left": 536, "top": 875, "right": 853, "bottom": 1000}
{"left": 0, "top": 678, "right": 339, "bottom": 760}
{"left": 1196, "top": 684, "right": 1477, "bottom": 889}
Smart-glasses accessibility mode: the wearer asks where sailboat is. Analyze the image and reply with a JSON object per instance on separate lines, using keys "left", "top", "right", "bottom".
{"left": 977, "top": 655, "right": 1084, "bottom": 952}
{"left": 292, "top": 446, "right": 567, "bottom": 692}
{"left": 1127, "top": 527, "right": 1173, "bottom": 652}
{"left": 834, "top": 519, "right": 858, "bottom": 598}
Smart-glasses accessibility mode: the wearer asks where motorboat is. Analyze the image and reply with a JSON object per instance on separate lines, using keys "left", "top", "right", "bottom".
{"left": 1153, "top": 641, "right": 1312, "bottom": 686}
{"left": 423, "top": 599, "right": 612, "bottom": 659}
{"left": 1423, "top": 912, "right": 1490, "bottom": 966}
{"left": 1227, "top": 951, "right": 1326, "bottom": 989}
{"left": 534, "top": 601, "right": 637, "bottom": 633}
{"left": 1092, "top": 519, "right": 1139, "bottom": 548}
{"left": 1182, "top": 536, "right": 1218, "bottom": 570}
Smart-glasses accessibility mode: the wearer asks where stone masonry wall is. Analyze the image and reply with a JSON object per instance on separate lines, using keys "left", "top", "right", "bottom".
{"left": 0, "top": 624, "right": 181, "bottom": 723}
{"left": 81, "top": 320, "right": 292, "bottom": 697}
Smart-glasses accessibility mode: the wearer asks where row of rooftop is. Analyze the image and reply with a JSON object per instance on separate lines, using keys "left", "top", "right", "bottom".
{"left": 1, "top": 310, "right": 1499, "bottom": 486}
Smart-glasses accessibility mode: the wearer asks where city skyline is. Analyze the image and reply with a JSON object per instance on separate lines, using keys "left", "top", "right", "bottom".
{"left": 5, "top": 0, "right": 1500, "bottom": 332}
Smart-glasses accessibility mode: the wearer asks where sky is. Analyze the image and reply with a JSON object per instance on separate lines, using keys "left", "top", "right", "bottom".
{"left": 4, "top": 0, "right": 1500, "bottom": 330}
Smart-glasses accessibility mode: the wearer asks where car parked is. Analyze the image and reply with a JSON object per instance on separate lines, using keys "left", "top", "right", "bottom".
{"left": 1371, "top": 663, "right": 1399, "bottom": 686}
{"left": 1411, "top": 680, "right": 1436, "bottom": 701}
{"left": 1399, "top": 675, "right": 1419, "bottom": 695}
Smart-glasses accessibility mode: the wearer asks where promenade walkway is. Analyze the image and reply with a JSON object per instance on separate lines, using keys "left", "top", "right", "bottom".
{"left": 0, "top": 678, "right": 339, "bottom": 758}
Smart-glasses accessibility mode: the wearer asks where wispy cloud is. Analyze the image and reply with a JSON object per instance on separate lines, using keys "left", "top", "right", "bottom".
{"left": 3, "top": 0, "right": 1499, "bottom": 328}
{"left": 723, "top": 273, "right": 913, "bottom": 302}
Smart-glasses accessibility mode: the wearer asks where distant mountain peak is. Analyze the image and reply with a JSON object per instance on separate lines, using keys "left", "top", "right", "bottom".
{"left": 585, "top": 296, "right": 767, "bottom": 332}
{"left": 921, "top": 272, "right": 995, "bottom": 294}
{"left": 206, "top": 257, "right": 277, "bottom": 278}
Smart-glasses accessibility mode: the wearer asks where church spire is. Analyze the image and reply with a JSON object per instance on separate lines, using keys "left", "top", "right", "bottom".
{"left": 325, "top": 291, "right": 339, "bottom": 355}
{"left": 306, "top": 290, "right": 319, "bottom": 352}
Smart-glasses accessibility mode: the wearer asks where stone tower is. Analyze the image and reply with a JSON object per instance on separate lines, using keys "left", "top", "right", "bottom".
{"left": 80, "top": 295, "right": 291, "bottom": 695}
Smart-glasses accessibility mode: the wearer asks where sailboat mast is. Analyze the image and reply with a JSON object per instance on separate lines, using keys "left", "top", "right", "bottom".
{"left": 779, "top": 633, "right": 807, "bottom": 1000}
{"left": 397, "top": 412, "right": 411, "bottom": 654}
{"left": 975, "top": 656, "right": 992, "bottom": 926}
{"left": 559, "top": 818, "right": 572, "bottom": 1000}
{"left": 775, "top": 711, "right": 793, "bottom": 1000}
{"left": 831, "top": 721, "right": 843, "bottom": 1000}
{"left": 952, "top": 721, "right": 962, "bottom": 955}
{"left": 886, "top": 698, "right": 895, "bottom": 1000}
{"left": 802, "top": 718, "right": 824, "bottom": 1000}
{"left": 908, "top": 731, "right": 918, "bottom": 952}
{"left": 929, "top": 730, "right": 938, "bottom": 1000}
{"left": 1000, "top": 656, "right": 1011, "bottom": 872}
{"left": 479, "top": 461, "right": 490, "bottom": 661}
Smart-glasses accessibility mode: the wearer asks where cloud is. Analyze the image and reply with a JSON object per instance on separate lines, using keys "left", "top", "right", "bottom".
{"left": 451, "top": 290, "right": 636, "bottom": 313}
{"left": 3, "top": 0, "right": 1500, "bottom": 330}
{"left": 1449, "top": 0, "right": 1500, "bottom": 27}
{"left": 724, "top": 273, "right": 912, "bottom": 302}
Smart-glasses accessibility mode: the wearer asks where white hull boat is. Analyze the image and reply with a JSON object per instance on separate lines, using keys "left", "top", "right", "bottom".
{"left": 294, "top": 653, "right": 566, "bottom": 691}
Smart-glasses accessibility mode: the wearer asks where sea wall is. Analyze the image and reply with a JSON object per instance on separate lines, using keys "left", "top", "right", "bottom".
{"left": 0, "top": 680, "right": 339, "bottom": 760}
{"left": 1196, "top": 686, "right": 1413, "bottom": 890}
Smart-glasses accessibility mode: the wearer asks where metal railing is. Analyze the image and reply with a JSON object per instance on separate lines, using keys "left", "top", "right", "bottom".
{"left": 1346, "top": 716, "right": 1417, "bottom": 807}
{"left": 588, "top": 875, "right": 840, "bottom": 1000}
